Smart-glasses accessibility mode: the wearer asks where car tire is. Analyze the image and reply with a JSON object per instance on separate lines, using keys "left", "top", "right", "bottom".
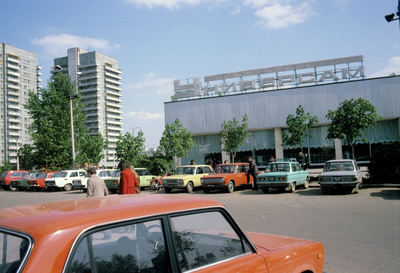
{"left": 63, "top": 183, "right": 73, "bottom": 191}
{"left": 321, "top": 187, "right": 328, "bottom": 194}
{"left": 359, "top": 179, "right": 363, "bottom": 189}
{"left": 262, "top": 187, "right": 269, "bottom": 194}
{"left": 227, "top": 181, "right": 235, "bottom": 193}
{"left": 186, "top": 182, "right": 194, "bottom": 193}
{"left": 303, "top": 177, "right": 309, "bottom": 189}
{"left": 165, "top": 188, "right": 172, "bottom": 193}
{"left": 9, "top": 184, "right": 17, "bottom": 191}
{"left": 110, "top": 189, "right": 118, "bottom": 194}
{"left": 289, "top": 183, "right": 296, "bottom": 193}
{"left": 203, "top": 188, "right": 210, "bottom": 194}
{"left": 83, "top": 189, "right": 87, "bottom": 193}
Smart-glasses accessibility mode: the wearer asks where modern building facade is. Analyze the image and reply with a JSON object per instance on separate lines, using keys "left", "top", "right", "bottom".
{"left": 165, "top": 55, "right": 400, "bottom": 166}
{"left": 0, "top": 43, "right": 41, "bottom": 166}
{"left": 53, "top": 48, "right": 123, "bottom": 167}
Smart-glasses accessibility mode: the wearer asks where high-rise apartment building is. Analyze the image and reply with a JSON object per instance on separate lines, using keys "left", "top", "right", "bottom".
{"left": 0, "top": 43, "right": 41, "bottom": 166}
{"left": 53, "top": 48, "right": 123, "bottom": 167}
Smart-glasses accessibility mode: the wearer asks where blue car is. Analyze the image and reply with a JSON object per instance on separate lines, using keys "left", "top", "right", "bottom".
{"left": 257, "top": 159, "right": 310, "bottom": 193}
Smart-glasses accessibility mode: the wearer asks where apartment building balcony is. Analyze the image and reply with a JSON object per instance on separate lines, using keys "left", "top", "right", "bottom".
{"left": 8, "top": 138, "right": 18, "bottom": 144}
{"left": 7, "top": 110, "right": 20, "bottom": 117}
{"left": 85, "top": 112, "right": 100, "bottom": 117}
{"left": 7, "top": 84, "right": 20, "bottom": 90}
{"left": 79, "top": 86, "right": 99, "bottom": 93}
{"left": 7, "top": 71, "right": 20, "bottom": 77}
{"left": 105, "top": 84, "right": 122, "bottom": 91}
{"left": 106, "top": 102, "right": 122, "bottom": 108}
{"left": 7, "top": 104, "right": 21, "bottom": 110}
{"left": 106, "top": 125, "right": 123, "bottom": 131}
{"left": 8, "top": 118, "right": 21, "bottom": 123}
{"left": 7, "top": 63, "right": 20, "bottom": 70}
{"left": 7, "top": 77, "right": 19, "bottom": 84}
{"left": 106, "top": 114, "right": 123, "bottom": 120}
{"left": 8, "top": 145, "right": 18, "bottom": 151}
{"left": 79, "top": 80, "right": 100, "bottom": 87}
{"left": 106, "top": 89, "right": 122, "bottom": 97}
{"left": 106, "top": 108, "right": 123, "bottom": 115}
{"left": 8, "top": 131, "right": 21, "bottom": 137}
{"left": 106, "top": 137, "right": 119, "bottom": 143}
{"left": 82, "top": 105, "right": 100, "bottom": 111}
{"left": 6, "top": 56, "right": 20, "bottom": 64}
{"left": 105, "top": 66, "right": 122, "bottom": 74}
{"left": 106, "top": 96, "right": 122, "bottom": 103}
{"left": 105, "top": 78, "right": 122, "bottom": 86}
{"left": 80, "top": 68, "right": 99, "bottom": 74}
{"left": 105, "top": 72, "right": 122, "bottom": 80}
{"left": 9, "top": 152, "right": 18, "bottom": 157}
{"left": 85, "top": 124, "right": 100, "bottom": 130}
{"left": 7, "top": 89, "right": 20, "bottom": 96}
{"left": 37, "top": 71, "right": 42, "bottom": 76}
{"left": 37, "top": 78, "right": 42, "bottom": 82}
{"left": 106, "top": 120, "right": 123, "bottom": 126}
{"left": 79, "top": 74, "right": 99, "bottom": 81}
{"left": 37, "top": 65, "right": 42, "bottom": 70}
{"left": 79, "top": 62, "right": 98, "bottom": 68}
{"left": 38, "top": 84, "right": 43, "bottom": 89}
{"left": 8, "top": 97, "right": 21, "bottom": 103}
{"left": 81, "top": 93, "right": 100, "bottom": 100}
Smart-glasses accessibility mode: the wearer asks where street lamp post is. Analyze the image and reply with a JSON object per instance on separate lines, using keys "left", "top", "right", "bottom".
{"left": 127, "top": 126, "right": 141, "bottom": 137}
{"left": 55, "top": 65, "right": 80, "bottom": 170}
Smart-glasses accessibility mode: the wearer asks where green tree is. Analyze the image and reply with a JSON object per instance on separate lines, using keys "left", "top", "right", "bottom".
{"left": 219, "top": 115, "right": 249, "bottom": 163}
{"left": 326, "top": 98, "right": 381, "bottom": 159}
{"left": 282, "top": 105, "right": 319, "bottom": 153}
{"left": 79, "top": 133, "right": 109, "bottom": 166}
{"left": 115, "top": 130, "right": 146, "bottom": 166}
{"left": 0, "top": 161, "right": 12, "bottom": 173}
{"left": 18, "top": 144, "right": 36, "bottom": 171}
{"left": 24, "top": 72, "right": 89, "bottom": 170}
{"left": 159, "top": 119, "right": 195, "bottom": 169}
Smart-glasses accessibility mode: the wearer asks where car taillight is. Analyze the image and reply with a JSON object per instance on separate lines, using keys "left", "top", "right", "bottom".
{"left": 278, "top": 177, "right": 287, "bottom": 181}
{"left": 259, "top": 177, "right": 265, "bottom": 181}
{"left": 352, "top": 176, "right": 358, "bottom": 181}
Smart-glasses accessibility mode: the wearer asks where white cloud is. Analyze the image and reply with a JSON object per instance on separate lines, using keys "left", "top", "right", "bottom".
{"left": 244, "top": 0, "right": 316, "bottom": 29}
{"left": 125, "top": 111, "right": 164, "bottom": 120}
{"left": 125, "top": 72, "right": 174, "bottom": 96}
{"left": 124, "top": 0, "right": 202, "bottom": 9}
{"left": 31, "top": 33, "right": 120, "bottom": 57}
{"left": 370, "top": 56, "right": 400, "bottom": 78}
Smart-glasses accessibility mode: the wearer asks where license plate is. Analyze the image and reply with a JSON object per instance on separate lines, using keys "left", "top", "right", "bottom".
{"left": 333, "top": 177, "right": 342, "bottom": 182}
{"left": 207, "top": 185, "right": 216, "bottom": 187}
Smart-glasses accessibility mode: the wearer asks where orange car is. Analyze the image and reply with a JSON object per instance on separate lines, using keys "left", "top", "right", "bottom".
{"left": 0, "top": 195, "right": 324, "bottom": 273}
{"left": 201, "top": 163, "right": 255, "bottom": 193}
{"left": 27, "top": 172, "right": 59, "bottom": 191}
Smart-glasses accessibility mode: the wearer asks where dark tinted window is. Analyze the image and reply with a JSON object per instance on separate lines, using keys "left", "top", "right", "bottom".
{"left": 67, "top": 219, "right": 170, "bottom": 273}
{"left": 0, "top": 232, "right": 30, "bottom": 273}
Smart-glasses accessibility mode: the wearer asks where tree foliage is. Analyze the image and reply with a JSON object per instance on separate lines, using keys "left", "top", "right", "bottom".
{"left": 79, "top": 133, "right": 109, "bottom": 166}
{"left": 24, "top": 72, "right": 95, "bottom": 170}
{"left": 159, "top": 119, "right": 195, "bottom": 169}
{"left": 115, "top": 130, "right": 146, "bottom": 166}
{"left": 326, "top": 98, "right": 381, "bottom": 159}
{"left": 282, "top": 105, "right": 319, "bottom": 152}
{"left": 219, "top": 115, "right": 249, "bottom": 163}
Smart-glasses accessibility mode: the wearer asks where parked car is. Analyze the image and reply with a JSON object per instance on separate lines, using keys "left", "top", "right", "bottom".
{"left": 27, "top": 172, "right": 59, "bottom": 191}
{"left": 0, "top": 195, "right": 325, "bottom": 273}
{"left": 135, "top": 168, "right": 154, "bottom": 190}
{"left": 11, "top": 172, "right": 38, "bottom": 191}
{"left": 74, "top": 169, "right": 117, "bottom": 193}
{"left": 0, "top": 170, "right": 29, "bottom": 191}
{"left": 162, "top": 165, "right": 213, "bottom": 193}
{"left": 104, "top": 170, "right": 121, "bottom": 194}
{"left": 257, "top": 159, "right": 310, "bottom": 193}
{"left": 318, "top": 159, "right": 363, "bottom": 194}
{"left": 44, "top": 169, "right": 86, "bottom": 191}
{"left": 150, "top": 172, "right": 170, "bottom": 191}
{"left": 201, "top": 163, "right": 253, "bottom": 193}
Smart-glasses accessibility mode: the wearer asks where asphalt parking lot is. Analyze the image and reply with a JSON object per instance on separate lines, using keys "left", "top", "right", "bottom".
{"left": 0, "top": 185, "right": 399, "bottom": 273}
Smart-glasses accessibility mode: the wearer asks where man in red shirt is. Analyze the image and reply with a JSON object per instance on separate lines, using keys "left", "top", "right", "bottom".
{"left": 118, "top": 161, "right": 138, "bottom": 194}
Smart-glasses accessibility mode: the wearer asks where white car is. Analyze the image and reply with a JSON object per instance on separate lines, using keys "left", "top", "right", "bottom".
{"left": 45, "top": 169, "right": 86, "bottom": 191}
{"left": 318, "top": 159, "right": 363, "bottom": 194}
{"left": 73, "top": 169, "right": 117, "bottom": 192}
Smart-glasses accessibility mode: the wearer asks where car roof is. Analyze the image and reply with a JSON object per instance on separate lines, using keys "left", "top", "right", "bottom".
{"left": 325, "top": 159, "right": 355, "bottom": 163}
{"left": 178, "top": 165, "right": 211, "bottom": 167}
{"left": 0, "top": 195, "right": 224, "bottom": 239}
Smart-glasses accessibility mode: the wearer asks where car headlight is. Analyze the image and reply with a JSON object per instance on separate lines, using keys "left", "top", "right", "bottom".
{"left": 200, "top": 179, "right": 204, "bottom": 183}
{"left": 178, "top": 180, "right": 183, "bottom": 184}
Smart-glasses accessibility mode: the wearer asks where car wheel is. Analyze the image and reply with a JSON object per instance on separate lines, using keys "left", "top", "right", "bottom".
{"left": 203, "top": 188, "right": 210, "bottom": 194}
{"left": 164, "top": 188, "right": 172, "bottom": 193}
{"left": 289, "top": 183, "right": 296, "bottom": 193}
{"left": 110, "top": 189, "right": 118, "bottom": 194}
{"left": 359, "top": 179, "right": 363, "bottom": 189}
{"left": 262, "top": 187, "right": 269, "bottom": 194}
{"left": 35, "top": 188, "right": 43, "bottom": 192}
{"left": 9, "top": 184, "right": 17, "bottom": 191}
{"left": 83, "top": 188, "right": 87, "bottom": 193}
{"left": 3, "top": 185, "right": 10, "bottom": 191}
{"left": 227, "top": 181, "right": 235, "bottom": 193}
{"left": 186, "top": 182, "right": 194, "bottom": 193}
{"left": 63, "top": 183, "right": 73, "bottom": 191}
{"left": 303, "top": 177, "right": 309, "bottom": 189}
{"left": 140, "top": 187, "right": 144, "bottom": 191}
{"left": 321, "top": 187, "right": 328, "bottom": 194}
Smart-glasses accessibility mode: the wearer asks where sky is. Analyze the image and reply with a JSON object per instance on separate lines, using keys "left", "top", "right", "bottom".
{"left": 2, "top": 0, "right": 400, "bottom": 149}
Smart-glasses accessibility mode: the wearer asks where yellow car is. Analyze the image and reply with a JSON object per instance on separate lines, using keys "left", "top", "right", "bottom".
{"left": 162, "top": 165, "right": 213, "bottom": 193}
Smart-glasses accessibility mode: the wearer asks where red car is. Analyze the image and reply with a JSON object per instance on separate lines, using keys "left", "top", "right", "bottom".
{"left": 27, "top": 172, "right": 59, "bottom": 191}
{"left": 0, "top": 195, "right": 324, "bottom": 272}
{"left": 201, "top": 163, "right": 256, "bottom": 193}
{"left": 0, "top": 170, "right": 29, "bottom": 191}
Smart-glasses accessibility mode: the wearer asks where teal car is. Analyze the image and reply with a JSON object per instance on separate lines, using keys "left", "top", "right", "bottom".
{"left": 257, "top": 159, "right": 310, "bottom": 193}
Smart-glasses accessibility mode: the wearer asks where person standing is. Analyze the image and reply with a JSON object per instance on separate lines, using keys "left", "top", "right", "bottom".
{"left": 248, "top": 156, "right": 259, "bottom": 190}
{"left": 118, "top": 161, "right": 138, "bottom": 194}
{"left": 86, "top": 168, "right": 109, "bottom": 197}
{"left": 128, "top": 164, "right": 141, "bottom": 194}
